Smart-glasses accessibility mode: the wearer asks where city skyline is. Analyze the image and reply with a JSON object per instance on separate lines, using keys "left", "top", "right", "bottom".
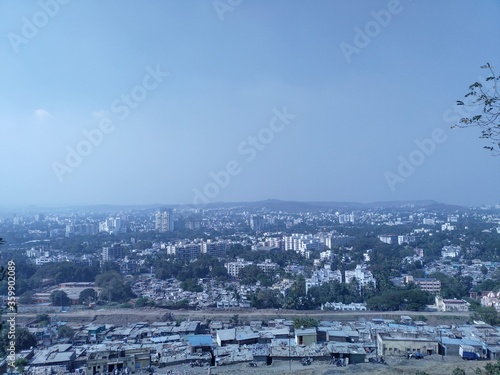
{"left": 1, "top": 0, "right": 499, "bottom": 207}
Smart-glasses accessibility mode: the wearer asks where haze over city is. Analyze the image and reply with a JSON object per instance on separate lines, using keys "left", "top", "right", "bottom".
{"left": 0, "top": 0, "right": 499, "bottom": 207}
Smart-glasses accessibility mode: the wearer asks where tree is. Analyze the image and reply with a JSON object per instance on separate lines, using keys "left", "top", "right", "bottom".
{"left": 0, "top": 327, "right": 37, "bottom": 356}
{"left": 19, "top": 291, "right": 35, "bottom": 305}
{"left": 472, "top": 306, "right": 500, "bottom": 325}
{"left": 452, "top": 368, "right": 466, "bottom": 375}
{"left": 453, "top": 63, "right": 500, "bottom": 154}
{"left": 79, "top": 288, "right": 98, "bottom": 305}
{"left": 96, "top": 270, "right": 135, "bottom": 303}
{"left": 293, "top": 317, "right": 318, "bottom": 329}
{"left": 51, "top": 290, "right": 70, "bottom": 307}
{"left": 57, "top": 325, "right": 75, "bottom": 340}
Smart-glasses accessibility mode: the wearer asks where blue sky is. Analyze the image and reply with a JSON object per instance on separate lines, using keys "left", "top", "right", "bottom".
{"left": 0, "top": 0, "right": 499, "bottom": 207}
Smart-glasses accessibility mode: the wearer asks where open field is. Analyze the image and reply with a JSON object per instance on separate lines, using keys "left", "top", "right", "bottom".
{"left": 141, "top": 355, "right": 492, "bottom": 375}
{"left": 10, "top": 306, "right": 470, "bottom": 326}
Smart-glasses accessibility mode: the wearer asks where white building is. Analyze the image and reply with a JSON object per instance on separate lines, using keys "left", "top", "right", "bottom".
{"left": 225, "top": 258, "right": 253, "bottom": 278}
{"left": 441, "top": 223, "right": 455, "bottom": 231}
{"left": 441, "top": 245, "right": 461, "bottom": 259}
{"left": 155, "top": 210, "right": 173, "bottom": 232}
{"left": 166, "top": 242, "right": 201, "bottom": 260}
{"left": 256, "top": 259, "right": 279, "bottom": 274}
{"left": 201, "top": 240, "right": 228, "bottom": 258}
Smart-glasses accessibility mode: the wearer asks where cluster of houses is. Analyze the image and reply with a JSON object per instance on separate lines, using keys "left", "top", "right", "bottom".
{"left": 7, "top": 313, "right": 500, "bottom": 375}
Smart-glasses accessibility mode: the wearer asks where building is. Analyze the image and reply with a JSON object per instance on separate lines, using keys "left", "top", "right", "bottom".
{"left": 225, "top": 258, "right": 253, "bottom": 278}
{"left": 102, "top": 244, "right": 123, "bottom": 262}
{"left": 377, "top": 332, "right": 438, "bottom": 357}
{"left": 295, "top": 328, "right": 317, "bottom": 346}
{"left": 398, "top": 235, "right": 416, "bottom": 245}
{"left": 201, "top": 240, "right": 228, "bottom": 258}
{"left": 86, "top": 348, "right": 150, "bottom": 375}
{"left": 256, "top": 259, "right": 279, "bottom": 274}
{"left": 435, "top": 295, "right": 470, "bottom": 312}
{"left": 441, "top": 245, "right": 461, "bottom": 259}
{"left": 405, "top": 276, "right": 441, "bottom": 294}
{"left": 166, "top": 242, "right": 201, "bottom": 261}
{"left": 379, "top": 235, "right": 397, "bottom": 244}
{"left": 250, "top": 215, "right": 264, "bottom": 231}
{"left": 155, "top": 210, "right": 174, "bottom": 232}
{"left": 99, "top": 217, "right": 128, "bottom": 234}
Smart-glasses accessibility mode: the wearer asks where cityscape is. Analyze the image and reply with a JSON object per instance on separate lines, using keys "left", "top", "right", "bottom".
{"left": 1, "top": 1, "right": 500, "bottom": 375}
{"left": 1, "top": 200, "right": 500, "bottom": 374}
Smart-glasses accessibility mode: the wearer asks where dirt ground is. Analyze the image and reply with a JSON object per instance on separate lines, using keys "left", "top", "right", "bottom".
{"left": 14, "top": 306, "right": 470, "bottom": 327}
{"left": 147, "top": 355, "right": 490, "bottom": 375}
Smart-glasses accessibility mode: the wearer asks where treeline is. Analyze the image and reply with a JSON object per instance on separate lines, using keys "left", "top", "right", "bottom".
{"left": 247, "top": 277, "right": 433, "bottom": 311}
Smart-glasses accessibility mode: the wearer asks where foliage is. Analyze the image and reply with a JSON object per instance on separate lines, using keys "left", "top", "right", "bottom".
{"left": 95, "top": 271, "right": 135, "bottom": 303}
{"left": 180, "top": 278, "right": 203, "bottom": 293}
{"left": 135, "top": 297, "right": 148, "bottom": 307}
{"left": 453, "top": 63, "right": 500, "bottom": 154}
{"left": 293, "top": 317, "right": 318, "bottom": 329}
{"left": 13, "top": 358, "right": 29, "bottom": 372}
{"left": 307, "top": 279, "right": 366, "bottom": 307}
{"left": 471, "top": 305, "right": 500, "bottom": 325}
{"left": 79, "top": 288, "right": 98, "bottom": 305}
{"left": 51, "top": 290, "right": 71, "bottom": 307}
{"left": 249, "top": 288, "right": 282, "bottom": 309}
{"left": 57, "top": 325, "right": 75, "bottom": 339}
{"left": 452, "top": 368, "right": 466, "bottom": 375}
{"left": 0, "top": 326, "right": 37, "bottom": 356}
{"left": 238, "top": 265, "right": 273, "bottom": 286}
{"left": 153, "top": 254, "right": 228, "bottom": 282}
{"left": 429, "top": 272, "right": 473, "bottom": 299}
{"left": 35, "top": 314, "right": 50, "bottom": 326}
{"left": 366, "top": 285, "right": 432, "bottom": 311}
{"left": 476, "top": 359, "right": 500, "bottom": 375}
{"left": 19, "top": 291, "right": 35, "bottom": 305}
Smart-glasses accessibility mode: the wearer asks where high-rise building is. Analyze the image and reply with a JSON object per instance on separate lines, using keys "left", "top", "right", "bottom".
{"left": 155, "top": 209, "right": 174, "bottom": 232}
{"left": 102, "top": 244, "right": 123, "bottom": 262}
{"left": 250, "top": 215, "right": 263, "bottom": 231}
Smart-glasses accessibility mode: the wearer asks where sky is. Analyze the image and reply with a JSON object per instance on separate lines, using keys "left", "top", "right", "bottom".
{"left": 0, "top": 0, "right": 499, "bottom": 208}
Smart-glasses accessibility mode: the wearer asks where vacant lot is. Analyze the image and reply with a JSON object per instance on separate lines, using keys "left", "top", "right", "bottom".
{"left": 149, "top": 355, "right": 490, "bottom": 375}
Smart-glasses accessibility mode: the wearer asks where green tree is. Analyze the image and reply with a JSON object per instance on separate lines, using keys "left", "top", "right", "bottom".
{"left": 249, "top": 289, "right": 282, "bottom": 309}
{"left": 13, "top": 358, "right": 29, "bottom": 372}
{"left": 135, "top": 297, "right": 148, "bottom": 308}
{"left": 57, "top": 325, "right": 75, "bottom": 340}
{"left": 472, "top": 306, "right": 500, "bottom": 325}
{"left": 0, "top": 327, "right": 37, "bottom": 356}
{"left": 19, "top": 291, "right": 35, "bottom": 305}
{"left": 452, "top": 368, "right": 466, "bottom": 375}
{"left": 293, "top": 317, "right": 318, "bottom": 329}
{"left": 453, "top": 63, "right": 500, "bottom": 154}
{"left": 79, "top": 288, "right": 98, "bottom": 305}
{"left": 475, "top": 360, "right": 500, "bottom": 375}
{"left": 96, "top": 271, "right": 135, "bottom": 303}
{"left": 51, "top": 290, "right": 70, "bottom": 307}
{"left": 36, "top": 314, "right": 50, "bottom": 326}
{"left": 180, "top": 278, "right": 203, "bottom": 292}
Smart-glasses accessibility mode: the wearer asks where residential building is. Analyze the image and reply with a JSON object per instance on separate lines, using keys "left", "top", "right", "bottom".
{"left": 225, "top": 258, "right": 253, "bottom": 278}
{"left": 155, "top": 210, "right": 174, "bottom": 232}
{"left": 435, "top": 295, "right": 470, "bottom": 312}
{"left": 377, "top": 332, "right": 438, "bottom": 357}
{"left": 405, "top": 276, "right": 441, "bottom": 294}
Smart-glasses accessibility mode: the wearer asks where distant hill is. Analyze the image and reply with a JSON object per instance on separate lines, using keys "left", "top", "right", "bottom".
{"left": 184, "top": 199, "right": 464, "bottom": 212}
{"left": 2, "top": 199, "right": 465, "bottom": 214}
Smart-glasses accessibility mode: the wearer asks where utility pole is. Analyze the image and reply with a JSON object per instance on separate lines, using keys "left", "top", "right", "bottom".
{"left": 440, "top": 329, "right": 444, "bottom": 360}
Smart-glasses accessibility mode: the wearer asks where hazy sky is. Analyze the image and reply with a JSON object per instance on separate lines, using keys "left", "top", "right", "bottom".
{"left": 1, "top": 0, "right": 499, "bottom": 207}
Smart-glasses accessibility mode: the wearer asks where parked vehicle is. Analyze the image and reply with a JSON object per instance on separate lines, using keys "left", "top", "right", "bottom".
{"left": 407, "top": 352, "right": 425, "bottom": 359}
